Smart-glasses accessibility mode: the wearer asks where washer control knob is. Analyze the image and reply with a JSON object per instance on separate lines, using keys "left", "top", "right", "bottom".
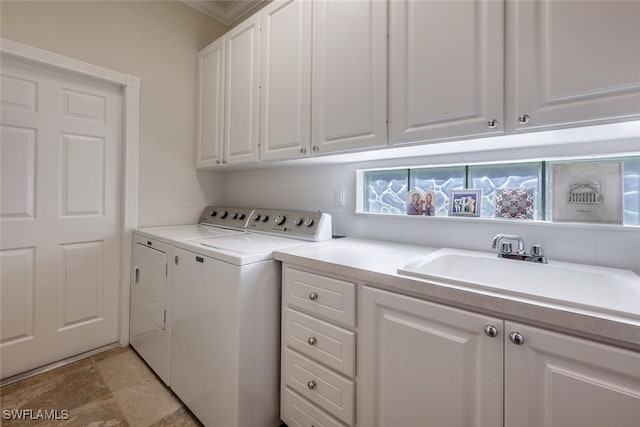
{"left": 219, "top": 210, "right": 228, "bottom": 219}
{"left": 231, "top": 212, "right": 238, "bottom": 219}
{"left": 274, "top": 214, "right": 286, "bottom": 225}
{"left": 293, "top": 217, "right": 303, "bottom": 226}
{"left": 304, "top": 218, "right": 314, "bottom": 227}
{"left": 237, "top": 213, "right": 245, "bottom": 220}
{"left": 252, "top": 214, "right": 260, "bottom": 221}
{"left": 210, "top": 211, "right": 217, "bottom": 217}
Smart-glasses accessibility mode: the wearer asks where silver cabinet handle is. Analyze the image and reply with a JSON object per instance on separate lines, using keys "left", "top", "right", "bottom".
{"left": 222, "top": 159, "right": 227, "bottom": 164}
{"left": 308, "top": 292, "right": 318, "bottom": 301}
{"left": 215, "top": 160, "right": 221, "bottom": 164}
{"left": 487, "top": 119, "right": 498, "bottom": 128}
{"left": 308, "top": 337, "right": 317, "bottom": 346}
{"left": 174, "top": 256, "right": 179, "bottom": 266}
{"left": 518, "top": 114, "right": 530, "bottom": 125}
{"left": 300, "top": 147, "right": 307, "bottom": 154}
{"left": 509, "top": 332, "right": 525, "bottom": 345}
{"left": 307, "top": 380, "right": 317, "bottom": 390}
{"left": 312, "top": 145, "right": 319, "bottom": 152}
{"left": 484, "top": 325, "right": 498, "bottom": 338}
{"left": 134, "top": 267, "right": 140, "bottom": 284}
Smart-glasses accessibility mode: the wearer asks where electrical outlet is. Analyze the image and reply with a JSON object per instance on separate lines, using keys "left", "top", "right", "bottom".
{"left": 335, "top": 188, "right": 346, "bottom": 207}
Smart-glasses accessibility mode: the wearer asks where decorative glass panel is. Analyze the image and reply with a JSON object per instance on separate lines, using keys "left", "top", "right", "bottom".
{"left": 409, "top": 167, "right": 465, "bottom": 216}
{"left": 364, "top": 169, "right": 408, "bottom": 214}
{"left": 469, "top": 163, "right": 542, "bottom": 219}
{"left": 624, "top": 157, "right": 640, "bottom": 225}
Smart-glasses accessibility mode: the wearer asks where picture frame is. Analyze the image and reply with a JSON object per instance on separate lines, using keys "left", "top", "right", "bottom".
{"left": 495, "top": 188, "right": 535, "bottom": 220}
{"left": 406, "top": 189, "right": 426, "bottom": 216}
{"left": 448, "top": 189, "right": 482, "bottom": 217}
{"left": 424, "top": 190, "right": 436, "bottom": 216}
{"left": 551, "top": 162, "right": 623, "bottom": 224}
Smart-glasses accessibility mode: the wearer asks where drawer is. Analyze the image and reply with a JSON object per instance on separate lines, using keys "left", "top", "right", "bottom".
{"left": 284, "top": 267, "right": 356, "bottom": 328}
{"left": 282, "top": 387, "right": 347, "bottom": 427}
{"left": 283, "top": 348, "right": 355, "bottom": 425}
{"left": 284, "top": 308, "right": 355, "bottom": 377}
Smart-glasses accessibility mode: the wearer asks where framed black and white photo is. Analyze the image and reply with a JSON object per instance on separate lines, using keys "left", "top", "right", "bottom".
{"left": 448, "top": 189, "right": 482, "bottom": 217}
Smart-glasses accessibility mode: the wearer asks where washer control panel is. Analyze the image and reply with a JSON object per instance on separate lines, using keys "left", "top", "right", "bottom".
{"left": 199, "top": 206, "right": 332, "bottom": 241}
{"left": 247, "top": 209, "right": 331, "bottom": 241}
{"left": 200, "top": 207, "right": 253, "bottom": 228}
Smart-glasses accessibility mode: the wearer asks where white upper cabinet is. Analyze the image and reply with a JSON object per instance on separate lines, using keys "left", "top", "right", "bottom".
{"left": 224, "top": 14, "right": 260, "bottom": 165}
{"left": 196, "top": 38, "right": 225, "bottom": 169}
{"left": 311, "top": 0, "right": 388, "bottom": 154}
{"left": 507, "top": 0, "right": 640, "bottom": 132}
{"left": 389, "top": 0, "right": 504, "bottom": 145}
{"left": 259, "top": 0, "right": 312, "bottom": 161}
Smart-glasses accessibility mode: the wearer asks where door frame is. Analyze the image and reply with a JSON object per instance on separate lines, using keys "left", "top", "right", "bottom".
{"left": 1, "top": 38, "right": 139, "bottom": 347}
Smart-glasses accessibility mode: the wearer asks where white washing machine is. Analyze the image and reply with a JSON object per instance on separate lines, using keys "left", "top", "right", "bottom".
{"left": 130, "top": 206, "right": 331, "bottom": 426}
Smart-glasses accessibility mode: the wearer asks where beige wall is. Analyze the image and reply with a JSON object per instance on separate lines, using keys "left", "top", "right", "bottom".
{"left": 1, "top": 0, "right": 228, "bottom": 226}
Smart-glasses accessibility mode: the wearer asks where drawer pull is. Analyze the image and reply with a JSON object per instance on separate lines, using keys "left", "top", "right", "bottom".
{"left": 309, "top": 292, "right": 318, "bottom": 301}
{"left": 307, "top": 337, "right": 317, "bottom": 346}
{"left": 307, "top": 380, "right": 317, "bottom": 390}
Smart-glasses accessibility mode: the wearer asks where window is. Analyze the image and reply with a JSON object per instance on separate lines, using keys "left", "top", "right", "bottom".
{"left": 360, "top": 156, "right": 640, "bottom": 226}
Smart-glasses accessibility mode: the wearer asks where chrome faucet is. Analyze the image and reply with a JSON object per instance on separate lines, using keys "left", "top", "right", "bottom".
{"left": 491, "top": 234, "right": 547, "bottom": 264}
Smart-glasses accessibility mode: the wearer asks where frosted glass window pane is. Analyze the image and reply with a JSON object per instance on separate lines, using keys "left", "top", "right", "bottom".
{"left": 364, "top": 170, "right": 408, "bottom": 213}
{"left": 410, "top": 167, "right": 465, "bottom": 216}
{"left": 469, "top": 163, "right": 542, "bottom": 218}
{"left": 623, "top": 158, "right": 639, "bottom": 225}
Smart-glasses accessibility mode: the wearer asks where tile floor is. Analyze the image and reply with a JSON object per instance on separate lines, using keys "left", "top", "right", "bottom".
{"left": 0, "top": 346, "right": 201, "bottom": 426}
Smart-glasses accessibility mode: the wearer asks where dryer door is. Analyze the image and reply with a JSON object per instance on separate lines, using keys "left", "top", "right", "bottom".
{"left": 132, "top": 243, "right": 168, "bottom": 330}
{"left": 130, "top": 241, "right": 170, "bottom": 385}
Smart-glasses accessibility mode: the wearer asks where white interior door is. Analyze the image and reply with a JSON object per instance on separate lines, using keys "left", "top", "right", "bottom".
{"left": 1, "top": 56, "right": 123, "bottom": 379}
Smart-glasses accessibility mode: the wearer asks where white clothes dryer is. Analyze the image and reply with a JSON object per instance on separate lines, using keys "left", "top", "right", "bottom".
{"left": 130, "top": 206, "right": 331, "bottom": 427}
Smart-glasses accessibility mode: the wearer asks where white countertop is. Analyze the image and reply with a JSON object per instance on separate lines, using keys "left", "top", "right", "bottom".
{"left": 274, "top": 238, "right": 640, "bottom": 351}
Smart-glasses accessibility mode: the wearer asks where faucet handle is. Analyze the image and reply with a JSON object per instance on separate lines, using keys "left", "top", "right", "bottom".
{"left": 530, "top": 244, "right": 543, "bottom": 256}
{"left": 500, "top": 242, "right": 513, "bottom": 254}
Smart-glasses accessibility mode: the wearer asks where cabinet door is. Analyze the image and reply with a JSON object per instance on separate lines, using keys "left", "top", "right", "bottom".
{"left": 196, "top": 38, "right": 225, "bottom": 169}
{"left": 505, "top": 321, "right": 640, "bottom": 427}
{"left": 311, "top": 0, "right": 387, "bottom": 154}
{"left": 389, "top": 0, "right": 504, "bottom": 145}
{"left": 507, "top": 0, "right": 640, "bottom": 132}
{"left": 358, "top": 286, "right": 503, "bottom": 427}
{"left": 224, "top": 14, "right": 260, "bottom": 165}
{"left": 260, "top": 0, "right": 312, "bottom": 161}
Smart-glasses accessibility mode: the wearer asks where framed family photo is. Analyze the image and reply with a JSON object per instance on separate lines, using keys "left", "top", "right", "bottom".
{"left": 448, "top": 189, "right": 481, "bottom": 217}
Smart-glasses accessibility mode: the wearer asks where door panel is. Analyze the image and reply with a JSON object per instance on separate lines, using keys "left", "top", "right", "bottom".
{"left": 0, "top": 56, "right": 122, "bottom": 379}
{"left": 389, "top": 0, "right": 504, "bottom": 144}
{"left": 505, "top": 321, "right": 640, "bottom": 427}
{"left": 259, "top": 0, "right": 312, "bottom": 161}
{"left": 358, "top": 286, "right": 503, "bottom": 427}
{"left": 312, "top": 0, "right": 387, "bottom": 154}
{"left": 196, "top": 38, "right": 225, "bottom": 168}
{"left": 224, "top": 14, "right": 260, "bottom": 165}
{"left": 507, "top": 0, "right": 640, "bottom": 131}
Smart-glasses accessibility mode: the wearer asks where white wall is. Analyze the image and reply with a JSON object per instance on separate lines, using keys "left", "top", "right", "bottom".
{"left": 1, "top": 0, "right": 227, "bottom": 226}
{"left": 223, "top": 135, "right": 640, "bottom": 275}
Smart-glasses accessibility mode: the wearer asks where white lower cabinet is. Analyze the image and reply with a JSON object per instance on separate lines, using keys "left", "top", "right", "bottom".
{"left": 281, "top": 266, "right": 356, "bottom": 426}
{"left": 358, "top": 285, "right": 504, "bottom": 427}
{"left": 504, "top": 321, "right": 640, "bottom": 427}
{"left": 281, "top": 266, "right": 640, "bottom": 427}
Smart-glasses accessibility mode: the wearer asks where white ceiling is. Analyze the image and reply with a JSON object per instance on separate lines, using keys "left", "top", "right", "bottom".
{"left": 182, "top": 0, "right": 267, "bottom": 26}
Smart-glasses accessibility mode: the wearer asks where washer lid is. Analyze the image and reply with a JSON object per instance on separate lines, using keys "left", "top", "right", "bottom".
{"left": 191, "top": 233, "right": 308, "bottom": 264}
